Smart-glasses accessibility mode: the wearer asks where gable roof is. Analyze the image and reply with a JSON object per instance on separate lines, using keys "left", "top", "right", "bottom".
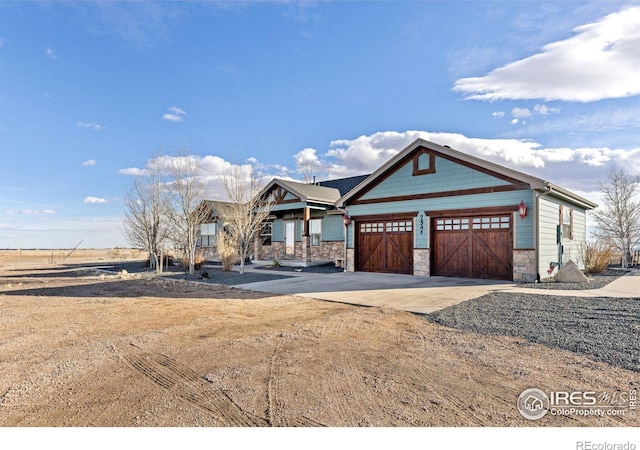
{"left": 197, "top": 200, "right": 236, "bottom": 221}
{"left": 262, "top": 178, "right": 341, "bottom": 205}
{"left": 318, "top": 174, "right": 370, "bottom": 196}
{"left": 337, "top": 138, "right": 598, "bottom": 210}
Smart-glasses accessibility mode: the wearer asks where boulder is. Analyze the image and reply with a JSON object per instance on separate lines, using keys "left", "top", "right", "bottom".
{"left": 555, "top": 260, "right": 589, "bottom": 283}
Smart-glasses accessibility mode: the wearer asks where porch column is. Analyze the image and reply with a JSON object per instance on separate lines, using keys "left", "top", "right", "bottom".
{"left": 302, "top": 207, "right": 311, "bottom": 264}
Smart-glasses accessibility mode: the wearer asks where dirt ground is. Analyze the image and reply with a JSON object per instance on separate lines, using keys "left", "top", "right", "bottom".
{"left": 0, "top": 250, "right": 638, "bottom": 427}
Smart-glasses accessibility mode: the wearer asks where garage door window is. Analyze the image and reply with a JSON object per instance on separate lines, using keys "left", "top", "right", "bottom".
{"left": 361, "top": 222, "right": 385, "bottom": 233}
{"left": 472, "top": 216, "right": 510, "bottom": 229}
{"left": 436, "top": 218, "right": 469, "bottom": 231}
{"left": 386, "top": 221, "right": 412, "bottom": 232}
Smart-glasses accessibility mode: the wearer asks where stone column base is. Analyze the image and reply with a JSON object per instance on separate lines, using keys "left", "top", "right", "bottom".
{"left": 413, "top": 248, "right": 430, "bottom": 277}
{"left": 513, "top": 249, "right": 536, "bottom": 283}
{"left": 345, "top": 248, "right": 355, "bottom": 272}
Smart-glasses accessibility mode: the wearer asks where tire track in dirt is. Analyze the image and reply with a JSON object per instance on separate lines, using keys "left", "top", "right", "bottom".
{"left": 316, "top": 313, "right": 389, "bottom": 426}
{"left": 119, "top": 344, "right": 267, "bottom": 426}
{"left": 266, "top": 332, "right": 326, "bottom": 427}
{"left": 266, "top": 340, "right": 280, "bottom": 426}
{"left": 389, "top": 329, "right": 488, "bottom": 426}
{"left": 312, "top": 308, "right": 409, "bottom": 425}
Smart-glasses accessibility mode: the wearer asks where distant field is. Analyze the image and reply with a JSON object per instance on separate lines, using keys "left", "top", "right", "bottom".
{"left": 0, "top": 248, "right": 146, "bottom": 268}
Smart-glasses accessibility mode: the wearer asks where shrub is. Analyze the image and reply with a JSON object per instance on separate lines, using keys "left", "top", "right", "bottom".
{"left": 194, "top": 251, "right": 206, "bottom": 270}
{"left": 217, "top": 231, "right": 240, "bottom": 272}
{"left": 581, "top": 239, "right": 616, "bottom": 274}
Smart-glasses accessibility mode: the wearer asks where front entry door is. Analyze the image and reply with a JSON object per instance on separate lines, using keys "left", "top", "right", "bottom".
{"left": 285, "top": 221, "right": 295, "bottom": 256}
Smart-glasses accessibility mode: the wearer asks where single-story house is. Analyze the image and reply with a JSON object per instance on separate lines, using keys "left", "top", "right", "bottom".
{"left": 253, "top": 176, "right": 368, "bottom": 266}
{"left": 197, "top": 138, "right": 596, "bottom": 281}
{"left": 337, "top": 138, "right": 597, "bottom": 282}
{"left": 195, "top": 200, "right": 235, "bottom": 262}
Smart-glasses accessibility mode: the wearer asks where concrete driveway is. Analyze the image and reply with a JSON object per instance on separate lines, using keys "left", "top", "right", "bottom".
{"left": 235, "top": 267, "right": 639, "bottom": 314}
{"left": 234, "top": 268, "right": 515, "bottom": 314}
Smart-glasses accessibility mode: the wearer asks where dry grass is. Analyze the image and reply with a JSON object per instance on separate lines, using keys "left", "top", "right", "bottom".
{"left": 581, "top": 239, "right": 616, "bottom": 273}
{"left": 0, "top": 248, "right": 145, "bottom": 269}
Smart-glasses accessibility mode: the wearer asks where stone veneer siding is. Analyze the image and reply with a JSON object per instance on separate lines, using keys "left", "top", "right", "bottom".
{"left": 413, "top": 249, "right": 430, "bottom": 277}
{"left": 513, "top": 249, "right": 536, "bottom": 283}
{"left": 345, "top": 249, "right": 355, "bottom": 272}
{"left": 255, "top": 241, "right": 285, "bottom": 261}
{"left": 310, "top": 241, "right": 344, "bottom": 264}
{"left": 255, "top": 239, "right": 344, "bottom": 265}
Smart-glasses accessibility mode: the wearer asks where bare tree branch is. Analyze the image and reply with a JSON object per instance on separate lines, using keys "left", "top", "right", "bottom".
{"left": 166, "top": 150, "right": 210, "bottom": 275}
{"left": 218, "top": 164, "right": 274, "bottom": 274}
{"left": 122, "top": 156, "right": 172, "bottom": 272}
{"left": 592, "top": 166, "right": 640, "bottom": 268}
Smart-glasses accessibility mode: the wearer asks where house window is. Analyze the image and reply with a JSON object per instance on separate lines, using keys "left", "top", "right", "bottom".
{"left": 199, "top": 223, "right": 216, "bottom": 247}
{"left": 309, "top": 219, "right": 322, "bottom": 246}
{"left": 261, "top": 222, "right": 272, "bottom": 246}
{"left": 413, "top": 149, "right": 436, "bottom": 176}
{"left": 560, "top": 206, "right": 574, "bottom": 240}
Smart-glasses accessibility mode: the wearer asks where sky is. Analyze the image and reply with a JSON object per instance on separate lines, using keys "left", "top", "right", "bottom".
{"left": 1, "top": 1, "right": 639, "bottom": 249}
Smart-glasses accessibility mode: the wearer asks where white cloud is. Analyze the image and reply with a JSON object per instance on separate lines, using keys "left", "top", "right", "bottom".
{"left": 167, "top": 106, "right": 185, "bottom": 116}
{"left": 77, "top": 122, "right": 105, "bottom": 131}
{"left": 162, "top": 114, "right": 183, "bottom": 122}
{"left": 511, "top": 107, "right": 531, "bottom": 119}
{"left": 453, "top": 6, "right": 640, "bottom": 102}
{"left": 118, "top": 167, "right": 148, "bottom": 176}
{"left": 293, "top": 147, "right": 322, "bottom": 168}
{"left": 84, "top": 196, "right": 108, "bottom": 204}
{"left": 45, "top": 47, "right": 57, "bottom": 60}
{"left": 162, "top": 106, "right": 186, "bottom": 122}
{"left": 82, "top": 159, "right": 97, "bottom": 167}
{"left": 533, "top": 104, "right": 560, "bottom": 116}
{"left": 492, "top": 111, "right": 505, "bottom": 118}
{"left": 320, "top": 132, "right": 412, "bottom": 177}
{"left": 16, "top": 209, "right": 57, "bottom": 215}
{"left": 326, "top": 131, "right": 428, "bottom": 176}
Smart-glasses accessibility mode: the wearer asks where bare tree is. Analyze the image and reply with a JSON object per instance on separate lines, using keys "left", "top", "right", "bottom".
{"left": 299, "top": 163, "right": 316, "bottom": 184}
{"left": 122, "top": 158, "right": 171, "bottom": 272}
{"left": 592, "top": 166, "right": 640, "bottom": 268}
{"left": 218, "top": 164, "right": 274, "bottom": 274}
{"left": 167, "top": 151, "right": 210, "bottom": 275}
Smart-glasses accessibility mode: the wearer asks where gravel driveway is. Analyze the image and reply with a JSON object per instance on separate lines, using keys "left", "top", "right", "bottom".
{"left": 427, "top": 292, "right": 640, "bottom": 373}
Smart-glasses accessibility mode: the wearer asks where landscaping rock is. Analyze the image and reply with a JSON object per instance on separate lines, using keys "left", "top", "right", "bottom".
{"left": 555, "top": 260, "right": 589, "bottom": 283}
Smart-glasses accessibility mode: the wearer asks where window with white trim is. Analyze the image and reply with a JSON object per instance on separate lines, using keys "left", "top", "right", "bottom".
{"left": 309, "top": 219, "right": 322, "bottom": 246}
{"left": 261, "top": 222, "right": 272, "bottom": 246}
{"left": 560, "top": 205, "right": 574, "bottom": 240}
{"left": 199, "top": 223, "right": 216, "bottom": 247}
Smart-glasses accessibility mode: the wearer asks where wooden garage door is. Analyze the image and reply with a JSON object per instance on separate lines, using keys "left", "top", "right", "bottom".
{"left": 432, "top": 215, "right": 512, "bottom": 280}
{"left": 357, "top": 219, "right": 413, "bottom": 274}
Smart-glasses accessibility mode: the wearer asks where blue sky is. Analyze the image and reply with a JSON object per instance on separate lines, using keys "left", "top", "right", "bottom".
{"left": 1, "top": 1, "right": 639, "bottom": 248}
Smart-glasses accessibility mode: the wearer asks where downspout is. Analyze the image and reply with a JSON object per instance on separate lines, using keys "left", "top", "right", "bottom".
{"left": 336, "top": 206, "right": 349, "bottom": 272}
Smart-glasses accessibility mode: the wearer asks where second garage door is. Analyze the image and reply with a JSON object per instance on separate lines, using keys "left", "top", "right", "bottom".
{"left": 431, "top": 215, "right": 512, "bottom": 280}
{"left": 357, "top": 219, "right": 413, "bottom": 274}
